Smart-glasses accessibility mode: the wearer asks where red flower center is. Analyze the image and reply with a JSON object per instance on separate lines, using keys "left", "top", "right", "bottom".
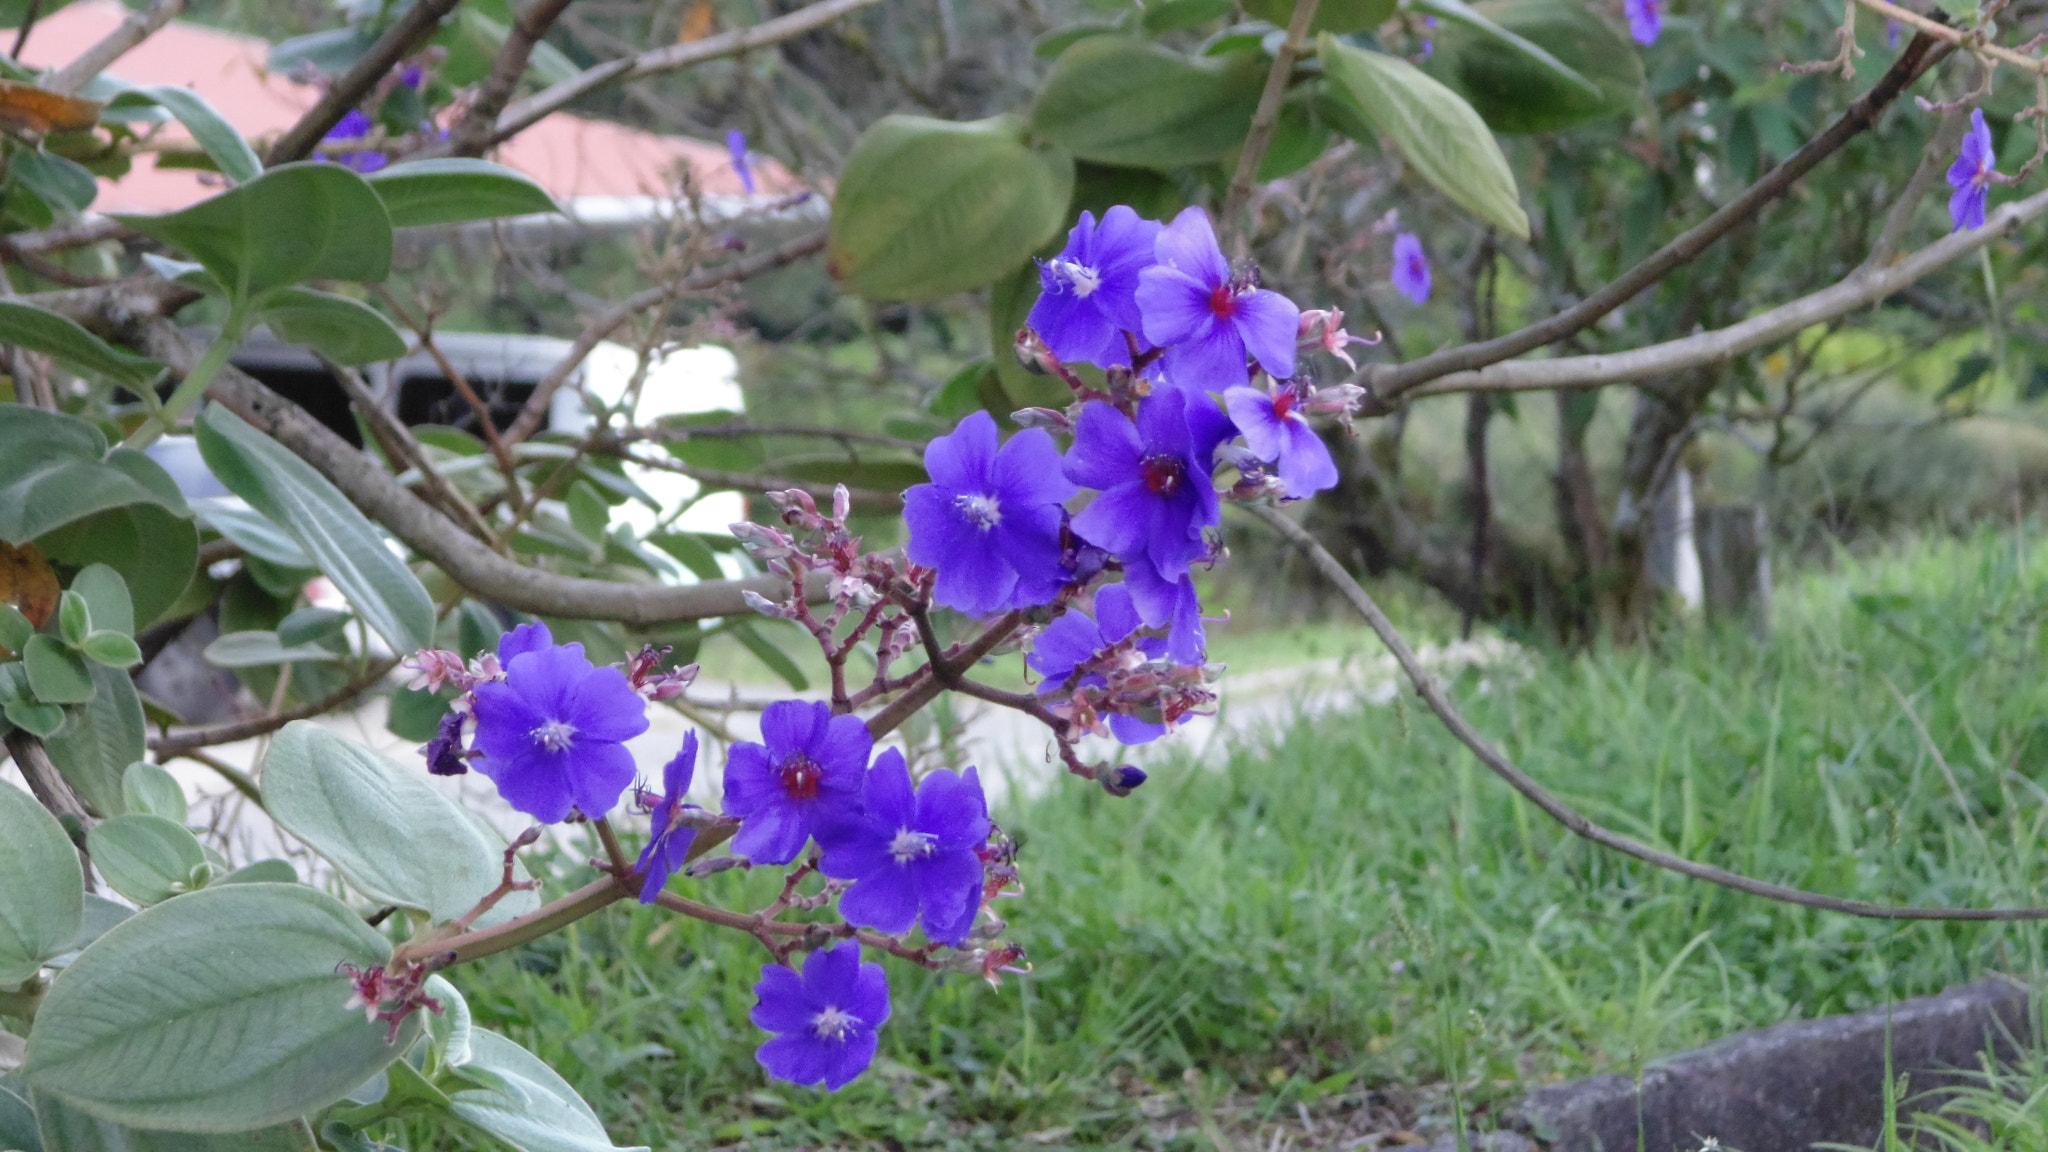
{"left": 1207, "top": 282, "right": 1237, "bottom": 320}
{"left": 1141, "top": 455, "right": 1183, "bottom": 497}
{"left": 1272, "top": 391, "right": 1295, "bottom": 420}
{"left": 779, "top": 754, "right": 822, "bottom": 801}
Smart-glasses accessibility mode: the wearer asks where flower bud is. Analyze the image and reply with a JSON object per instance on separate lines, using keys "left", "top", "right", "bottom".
{"left": 832, "top": 484, "right": 851, "bottom": 523}
{"left": 1013, "top": 328, "right": 1058, "bottom": 376}
{"left": 729, "top": 521, "right": 794, "bottom": 560}
{"left": 1010, "top": 407, "right": 1073, "bottom": 433}
{"left": 742, "top": 590, "right": 792, "bottom": 619}
{"left": 1101, "top": 765, "right": 1147, "bottom": 797}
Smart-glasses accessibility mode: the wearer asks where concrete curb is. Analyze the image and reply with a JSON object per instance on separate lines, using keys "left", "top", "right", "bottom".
{"left": 1481, "top": 976, "right": 2034, "bottom": 1152}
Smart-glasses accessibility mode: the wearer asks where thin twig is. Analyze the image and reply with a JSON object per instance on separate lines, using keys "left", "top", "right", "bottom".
{"left": 1246, "top": 502, "right": 2048, "bottom": 922}
{"left": 500, "top": 230, "right": 827, "bottom": 447}
{"left": 483, "top": 0, "right": 888, "bottom": 150}
{"left": 44, "top": 0, "right": 184, "bottom": 96}
{"left": 1220, "top": 0, "right": 1320, "bottom": 246}
{"left": 264, "top": 0, "right": 465, "bottom": 166}
{"left": 446, "top": 0, "right": 579, "bottom": 156}
{"left": 319, "top": 354, "right": 502, "bottom": 546}
{"left": 148, "top": 658, "right": 400, "bottom": 758}
{"left": 1362, "top": 31, "right": 1951, "bottom": 406}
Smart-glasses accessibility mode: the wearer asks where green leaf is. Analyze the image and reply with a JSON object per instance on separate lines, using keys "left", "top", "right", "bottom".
{"left": 449, "top": 1031, "right": 650, "bottom": 1152}
{"left": 0, "top": 301, "right": 161, "bottom": 388}
{"left": 21, "top": 637, "right": 93, "bottom": 705}
{"left": 41, "top": 662, "right": 145, "bottom": 818}
{"left": 60, "top": 895, "right": 132, "bottom": 958}
{"left": 0, "top": 408, "right": 192, "bottom": 547}
{"left": 120, "top": 762, "right": 188, "bottom": 823}
{"left": 107, "top": 87, "right": 262, "bottom": 185}
{"left": 385, "top": 685, "right": 453, "bottom": 742}
{"left": 1031, "top": 37, "right": 1265, "bottom": 170}
{"left": 423, "top": 975, "right": 472, "bottom": 1074}
{"left": 367, "top": 159, "right": 560, "bottom": 227}
{"left": 85, "top": 815, "right": 208, "bottom": 907}
{"left": 33, "top": 1090, "right": 310, "bottom": 1151}
{"left": 192, "top": 500, "right": 312, "bottom": 569}
{"left": 202, "top": 630, "right": 348, "bottom": 668}
{"left": 79, "top": 632, "right": 142, "bottom": 669}
{"left": 276, "top": 606, "right": 351, "bottom": 647}
{"left": 24, "top": 883, "right": 414, "bottom": 1133}
{"left": 0, "top": 604, "right": 30, "bottom": 652}
{"left": 267, "top": 27, "right": 375, "bottom": 74}
{"left": 2, "top": 700, "right": 63, "bottom": 738}
{"left": 1425, "top": 0, "right": 1640, "bottom": 134}
{"left": 197, "top": 406, "right": 435, "bottom": 655}
{"left": 1241, "top": 0, "right": 1396, "bottom": 33}
{"left": 112, "top": 163, "right": 394, "bottom": 308}
{"left": 1141, "top": 0, "right": 1233, "bottom": 32}
{"left": 9, "top": 149, "right": 97, "bottom": 221}
{"left": 828, "top": 114, "right": 1074, "bottom": 301}
{"left": 33, "top": 502, "right": 197, "bottom": 631}
{"left": 68, "top": 565, "right": 133, "bottom": 638}
{"left": 0, "top": 782, "right": 84, "bottom": 986}
{"left": 56, "top": 592, "right": 88, "bottom": 649}
{"left": 259, "top": 288, "right": 408, "bottom": 366}
{"left": 261, "top": 723, "right": 538, "bottom": 924}
{"left": 1032, "top": 21, "right": 1119, "bottom": 59}
{"left": 646, "top": 532, "right": 726, "bottom": 582}
{"left": 0, "top": 1073, "right": 37, "bottom": 1152}
{"left": 1318, "top": 36, "right": 1528, "bottom": 238}
{"left": 727, "top": 620, "right": 810, "bottom": 692}
{"left": 218, "top": 860, "right": 298, "bottom": 886}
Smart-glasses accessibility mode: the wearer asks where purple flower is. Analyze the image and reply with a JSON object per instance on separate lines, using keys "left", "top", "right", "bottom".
{"left": 1949, "top": 109, "right": 1996, "bottom": 233}
{"left": 1063, "top": 391, "right": 1220, "bottom": 625}
{"left": 751, "top": 941, "right": 890, "bottom": 1091}
{"left": 727, "top": 129, "right": 757, "bottom": 195}
{"left": 1027, "top": 583, "right": 1167, "bottom": 744}
{"left": 1118, "top": 565, "right": 1207, "bottom": 666}
{"left": 421, "top": 709, "right": 468, "bottom": 776}
{"left": 1391, "top": 233, "right": 1430, "bottom": 304}
{"left": 322, "top": 109, "right": 388, "bottom": 174}
{"left": 1625, "top": 0, "right": 1659, "bottom": 45}
{"left": 399, "top": 65, "right": 424, "bottom": 88}
{"left": 1420, "top": 14, "right": 1437, "bottom": 58}
{"left": 635, "top": 731, "right": 699, "bottom": 904}
{"left": 722, "top": 700, "right": 870, "bottom": 865}
{"left": 1028, "top": 206, "right": 1162, "bottom": 368}
{"left": 904, "top": 410, "right": 1077, "bottom": 616}
{"left": 1224, "top": 382, "right": 1337, "bottom": 497}
{"left": 470, "top": 625, "right": 650, "bottom": 823}
{"left": 1886, "top": 19, "right": 1900, "bottom": 49}
{"left": 816, "top": 749, "right": 989, "bottom": 945}
{"left": 1135, "top": 207, "right": 1300, "bottom": 388}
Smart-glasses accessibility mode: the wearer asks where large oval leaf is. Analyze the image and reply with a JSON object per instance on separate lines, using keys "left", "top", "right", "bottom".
{"left": 828, "top": 114, "right": 1074, "bottom": 301}
{"left": 0, "top": 409, "right": 190, "bottom": 547}
{"left": 261, "top": 723, "right": 536, "bottom": 925}
{"left": 112, "top": 163, "right": 393, "bottom": 307}
{"left": 1031, "top": 37, "right": 1265, "bottom": 170}
{"left": 105, "top": 87, "right": 262, "bottom": 185}
{"left": 258, "top": 288, "right": 407, "bottom": 367}
{"left": 1428, "top": 0, "right": 1642, "bottom": 134}
{"left": 40, "top": 661, "right": 146, "bottom": 818}
{"left": 1318, "top": 35, "right": 1528, "bottom": 238}
{"left": 197, "top": 406, "right": 434, "bottom": 655}
{"left": 24, "top": 883, "right": 412, "bottom": 1133}
{"left": 85, "top": 815, "right": 208, "bottom": 907}
{"left": 0, "top": 783, "right": 84, "bottom": 986}
{"left": 367, "top": 159, "right": 560, "bottom": 227}
{"left": 1241, "top": 0, "right": 1396, "bottom": 33}
{"left": 33, "top": 1090, "right": 310, "bottom": 1151}
{"left": 449, "top": 1031, "right": 650, "bottom": 1152}
{"left": 34, "top": 500, "right": 198, "bottom": 629}
{"left": 0, "top": 301, "right": 161, "bottom": 388}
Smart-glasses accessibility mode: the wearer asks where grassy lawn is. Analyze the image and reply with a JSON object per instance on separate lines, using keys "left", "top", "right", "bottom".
{"left": 394, "top": 528, "right": 2048, "bottom": 1149}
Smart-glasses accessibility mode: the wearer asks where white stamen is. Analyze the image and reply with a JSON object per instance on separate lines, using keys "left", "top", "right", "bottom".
{"left": 811, "top": 1005, "right": 860, "bottom": 1041}
{"left": 530, "top": 719, "right": 577, "bottom": 752}
{"left": 1050, "top": 259, "right": 1102, "bottom": 298}
{"left": 888, "top": 826, "right": 936, "bottom": 864}
{"left": 955, "top": 493, "right": 1002, "bottom": 529}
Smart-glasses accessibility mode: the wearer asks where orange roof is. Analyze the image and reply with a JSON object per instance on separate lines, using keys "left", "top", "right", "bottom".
{"left": 18, "top": 1, "right": 796, "bottom": 214}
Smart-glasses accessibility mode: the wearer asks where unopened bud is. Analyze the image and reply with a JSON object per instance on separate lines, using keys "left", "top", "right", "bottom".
{"left": 1102, "top": 765, "right": 1147, "bottom": 797}
{"left": 741, "top": 590, "right": 791, "bottom": 619}
{"left": 729, "top": 521, "right": 794, "bottom": 559}
{"left": 832, "top": 484, "right": 851, "bottom": 522}
{"left": 1010, "top": 407, "right": 1073, "bottom": 433}
{"left": 685, "top": 854, "right": 749, "bottom": 878}
{"left": 1013, "top": 328, "right": 1057, "bottom": 376}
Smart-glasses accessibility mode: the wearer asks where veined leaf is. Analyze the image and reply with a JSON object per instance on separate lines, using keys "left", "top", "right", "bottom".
{"left": 367, "top": 159, "right": 560, "bottom": 227}
{"left": 1031, "top": 37, "right": 1265, "bottom": 170}
{"left": 0, "top": 782, "right": 84, "bottom": 986}
{"left": 0, "top": 301, "right": 161, "bottom": 387}
{"left": 106, "top": 87, "right": 262, "bottom": 184}
{"left": 259, "top": 288, "right": 408, "bottom": 366}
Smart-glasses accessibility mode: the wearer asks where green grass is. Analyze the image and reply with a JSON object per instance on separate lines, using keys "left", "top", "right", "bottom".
{"left": 398, "top": 527, "right": 2048, "bottom": 1149}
